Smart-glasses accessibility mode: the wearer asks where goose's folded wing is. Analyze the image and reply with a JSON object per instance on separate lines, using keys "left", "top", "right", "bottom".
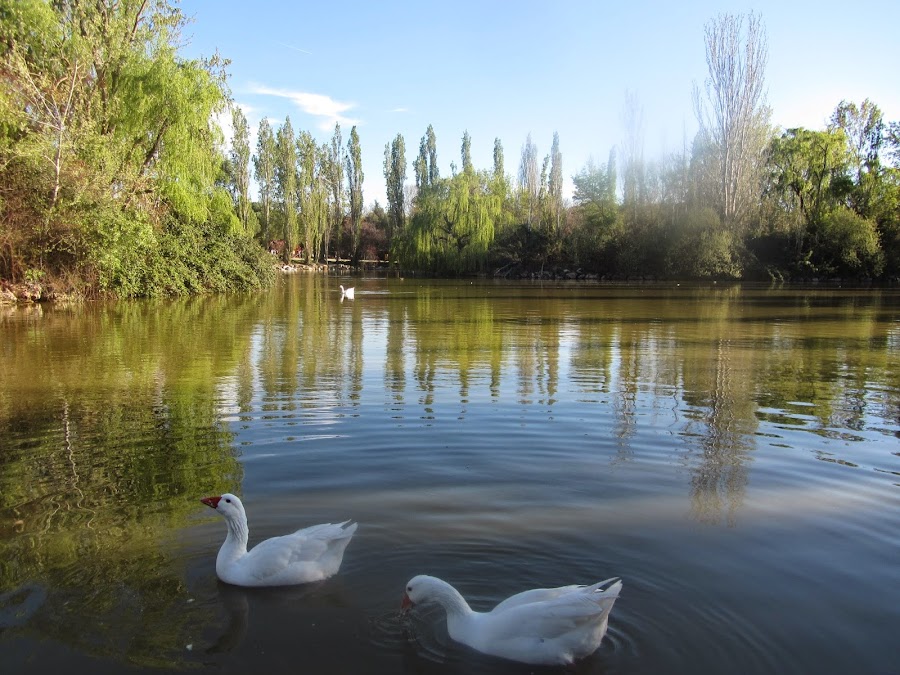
{"left": 236, "top": 535, "right": 309, "bottom": 583}
{"left": 236, "top": 523, "right": 354, "bottom": 583}
{"left": 491, "top": 585, "right": 584, "bottom": 612}
{"left": 492, "top": 578, "right": 620, "bottom": 613}
{"left": 487, "top": 592, "right": 613, "bottom": 642}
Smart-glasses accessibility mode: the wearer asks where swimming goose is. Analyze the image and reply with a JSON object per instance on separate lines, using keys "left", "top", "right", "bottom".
{"left": 201, "top": 493, "right": 357, "bottom": 587}
{"left": 401, "top": 574, "right": 622, "bottom": 665}
{"left": 339, "top": 285, "right": 355, "bottom": 300}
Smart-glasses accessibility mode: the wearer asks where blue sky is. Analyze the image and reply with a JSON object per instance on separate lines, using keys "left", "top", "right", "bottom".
{"left": 179, "top": 0, "right": 900, "bottom": 207}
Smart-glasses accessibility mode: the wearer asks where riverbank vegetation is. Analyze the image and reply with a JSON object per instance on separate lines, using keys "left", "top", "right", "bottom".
{"left": 2, "top": 4, "right": 898, "bottom": 301}
{"left": 0, "top": 1, "right": 273, "bottom": 299}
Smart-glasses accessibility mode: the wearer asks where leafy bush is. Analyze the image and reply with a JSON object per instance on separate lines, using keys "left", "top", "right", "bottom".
{"left": 815, "top": 207, "right": 883, "bottom": 277}
{"left": 85, "top": 209, "right": 273, "bottom": 299}
{"left": 667, "top": 208, "right": 743, "bottom": 279}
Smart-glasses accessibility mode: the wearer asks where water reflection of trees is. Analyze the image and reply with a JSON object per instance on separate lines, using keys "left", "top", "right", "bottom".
{"left": 356, "top": 283, "right": 897, "bottom": 526}
{"left": 2, "top": 281, "right": 897, "bottom": 661}
{"left": 0, "top": 296, "right": 249, "bottom": 667}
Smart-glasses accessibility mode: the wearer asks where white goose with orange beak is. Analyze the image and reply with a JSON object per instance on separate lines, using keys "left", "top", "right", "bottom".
{"left": 201, "top": 493, "right": 357, "bottom": 587}
{"left": 400, "top": 574, "right": 622, "bottom": 666}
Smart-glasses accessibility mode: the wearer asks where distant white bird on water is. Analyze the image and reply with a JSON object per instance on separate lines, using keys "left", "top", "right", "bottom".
{"left": 340, "top": 284, "right": 355, "bottom": 300}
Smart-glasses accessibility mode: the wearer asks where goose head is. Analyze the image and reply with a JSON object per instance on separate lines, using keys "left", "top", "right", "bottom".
{"left": 201, "top": 493, "right": 246, "bottom": 522}
{"left": 401, "top": 574, "right": 442, "bottom": 611}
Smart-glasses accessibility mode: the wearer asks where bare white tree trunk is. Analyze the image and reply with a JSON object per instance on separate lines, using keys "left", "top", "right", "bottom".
{"left": 693, "top": 13, "right": 770, "bottom": 230}
{"left": 518, "top": 133, "right": 539, "bottom": 228}
{"left": 621, "top": 90, "right": 646, "bottom": 222}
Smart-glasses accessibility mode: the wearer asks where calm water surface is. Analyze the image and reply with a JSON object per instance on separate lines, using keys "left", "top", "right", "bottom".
{"left": 1, "top": 277, "right": 898, "bottom": 674}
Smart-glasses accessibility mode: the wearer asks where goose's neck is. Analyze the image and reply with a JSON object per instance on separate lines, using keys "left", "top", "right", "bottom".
{"left": 432, "top": 579, "right": 475, "bottom": 619}
{"left": 430, "top": 579, "right": 480, "bottom": 646}
{"left": 220, "top": 512, "right": 249, "bottom": 559}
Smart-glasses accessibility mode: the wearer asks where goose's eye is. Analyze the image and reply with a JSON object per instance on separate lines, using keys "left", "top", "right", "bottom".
{"left": 225, "top": 498, "right": 232, "bottom": 503}
{"left": 407, "top": 586, "right": 412, "bottom": 592}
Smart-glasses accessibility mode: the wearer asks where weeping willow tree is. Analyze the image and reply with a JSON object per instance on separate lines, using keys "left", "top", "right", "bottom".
{"left": 0, "top": 0, "right": 273, "bottom": 296}
{"left": 403, "top": 169, "right": 501, "bottom": 273}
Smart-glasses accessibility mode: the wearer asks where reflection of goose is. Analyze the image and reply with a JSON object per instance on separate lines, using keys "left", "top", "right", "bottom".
{"left": 200, "top": 494, "right": 357, "bottom": 587}
{"left": 339, "top": 285, "right": 355, "bottom": 300}
{"left": 401, "top": 575, "right": 622, "bottom": 666}
{"left": 206, "top": 584, "right": 250, "bottom": 654}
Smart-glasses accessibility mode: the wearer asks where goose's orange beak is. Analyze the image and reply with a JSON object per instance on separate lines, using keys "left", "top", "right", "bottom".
{"left": 400, "top": 592, "right": 413, "bottom": 612}
{"left": 201, "top": 496, "right": 221, "bottom": 509}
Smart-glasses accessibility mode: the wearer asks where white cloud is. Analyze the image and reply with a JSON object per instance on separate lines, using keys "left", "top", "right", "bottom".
{"left": 249, "top": 84, "right": 359, "bottom": 131}
{"left": 214, "top": 102, "right": 262, "bottom": 152}
{"left": 391, "top": 107, "right": 409, "bottom": 113}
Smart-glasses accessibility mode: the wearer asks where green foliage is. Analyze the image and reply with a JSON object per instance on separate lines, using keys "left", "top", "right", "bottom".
{"left": 254, "top": 117, "right": 277, "bottom": 239}
{"left": 414, "top": 125, "right": 438, "bottom": 189}
{"left": 815, "top": 207, "right": 883, "bottom": 277}
{"left": 491, "top": 222, "right": 554, "bottom": 272}
{"left": 668, "top": 208, "right": 743, "bottom": 278}
{"left": 570, "top": 153, "right": 620, "bottom": 267}
{"left": 345, "top": 126, "right": 364, "bottom": 262}
{"left": 324, "top": 123, "right": 344, "bottom": 261}
{"left": 87, "top": 208, "right": 158, "bottom": 296}
{"left": 86, "top": 207, "right": 272, "bottom": 299}
{"left": 766, "top": 127, "right": 850, "bottom": 223}
{"left": 403, "top": 168, "right": 500, "bottom": 273}
{"left": 229, "top": 105, "right": 254, "bottom": 235}
{"left": 274, "top": 116, "right": 298, "bottom": 261}
{"left": 384, "top": 133, "right": 407, "bottom": 245}
{"left": 0, "top": 0, "right": 274, "bottom": 297}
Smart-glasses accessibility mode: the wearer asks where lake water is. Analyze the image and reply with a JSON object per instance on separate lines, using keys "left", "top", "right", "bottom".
{"left": 1, "top": 277, "right": 898, "bottom": 674}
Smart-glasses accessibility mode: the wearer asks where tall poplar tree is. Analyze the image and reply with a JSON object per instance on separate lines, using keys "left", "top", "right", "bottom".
{"left": 254, "top": 118, "right": 276, "bottom": 237}
{"left": 518, "top": 133, "right": 539, "bottom": 227}
{"left": 461, "top": 131, "right": 473, "bottom": 175}
{"left": 275, "top": 116, "right": 298, "bottom": 262}
{"left": 548, "top": 132, "right": 563, "bottom": 232}
{"left": 427, "top": 124, "right": 439, "bottom": 185}
{"left": 324, "top": 122, "right": 344, "bottom": 262}
{"left": 345, "top": 126, "right": 364, "bottom": 263}
{"left": 296, "top": 130, "right": 319, "bottom": 261}
{"left": 414, "top": 125, "right": 439, "bottom": 189}
{"left": 491, "top": 137, "right": 510, "bottom": 230}
{"left": 384, "top": 133, "right": 407, "bottom": 246}
{"left": 230, "top": 105, "right": 253, "bottom": 235}
{"left": 493, "top": 138, "right": 505, "bottom": 183}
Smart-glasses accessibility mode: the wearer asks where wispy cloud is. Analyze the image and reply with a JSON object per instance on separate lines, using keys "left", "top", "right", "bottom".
{"left": 214, "top": 101, "right": 262, "bottom": 152}
{"left": 391, "top": 107, "right": 409, "bottom": 113}
{"left": 250, "top": 84, "right": 359, "bottom": 131}
{"left": 276, "top": 41, "right": 312, "bottom": 56}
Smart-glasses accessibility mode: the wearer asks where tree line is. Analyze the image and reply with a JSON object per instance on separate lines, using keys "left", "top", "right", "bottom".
{"left": 233, "top": 13, "right": 900, "bottom": 282}
{"left": 372, "top": 13, "right": 898, "bottom": 281}
{"left": 3, "top": 5, "right": 899, "bottom": 301}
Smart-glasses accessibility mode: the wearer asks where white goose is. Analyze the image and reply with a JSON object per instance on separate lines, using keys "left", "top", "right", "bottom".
{"left": 201, "top": 493, "right": 357, "bottom": 587}
{"left": 401, "top": 574, "right": 622, "bottom": 666}
{"left": 339, "top": 284, "right": 355, "bottom": 300}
